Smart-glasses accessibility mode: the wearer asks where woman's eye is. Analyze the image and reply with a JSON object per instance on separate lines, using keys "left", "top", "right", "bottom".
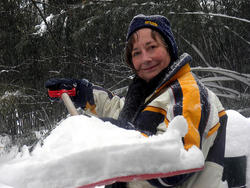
{"left": 146, "top": 45, "right": 157, "bottom": 52}
{"left": 150, "top": 45, "right": 157, "bottom": 49}
{"left": 132, "top": 51, "right": 140, "bottom": 57}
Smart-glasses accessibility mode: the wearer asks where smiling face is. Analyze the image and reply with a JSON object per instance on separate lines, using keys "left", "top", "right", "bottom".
{"left": 131, "top": 28, "right": 171, "bottom": 82}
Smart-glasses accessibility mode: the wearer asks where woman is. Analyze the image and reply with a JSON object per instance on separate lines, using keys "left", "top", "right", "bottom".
{"left": 46, "top": 15, "right": 228, "bottom": 188}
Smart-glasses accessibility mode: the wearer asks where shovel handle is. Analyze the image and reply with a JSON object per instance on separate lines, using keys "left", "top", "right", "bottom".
{"left": 48, "top": 88, "right": 76, "bottom": 98}
{"left": 61, "top": 92, "right": 79, "bottom": 116}
{"left": 48, "top": 88, "right": 78, "bottom": 116}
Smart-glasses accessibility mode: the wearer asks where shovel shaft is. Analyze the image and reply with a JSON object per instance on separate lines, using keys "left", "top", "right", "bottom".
{"left": 61, "top": 92, "right": 78, "bottom": 116}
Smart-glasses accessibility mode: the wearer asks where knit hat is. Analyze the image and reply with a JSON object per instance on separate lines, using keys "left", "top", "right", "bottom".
{"left": 126, "top": 14, "right": 178, "bottom": 62}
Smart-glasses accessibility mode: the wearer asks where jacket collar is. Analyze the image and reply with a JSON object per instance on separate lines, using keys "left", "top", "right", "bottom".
{"left": 159, "top": 53, "right": 192, "bottom": 88}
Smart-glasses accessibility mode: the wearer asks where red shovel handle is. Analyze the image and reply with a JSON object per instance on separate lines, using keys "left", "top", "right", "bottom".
{"left": 48, "top": 88, "right": 76, "bottom": 98}
{"left": 48, "top": 88, "right": 78, "bottom": 116}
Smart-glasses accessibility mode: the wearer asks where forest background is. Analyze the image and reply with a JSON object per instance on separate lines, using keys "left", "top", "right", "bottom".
{"left": 0, "top": 0, "right": 249, "bottom": 147}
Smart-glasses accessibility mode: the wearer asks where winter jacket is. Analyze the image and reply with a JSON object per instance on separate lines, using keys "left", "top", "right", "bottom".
{"left": 86, "top": 53, "right": 227, "bottom": 188}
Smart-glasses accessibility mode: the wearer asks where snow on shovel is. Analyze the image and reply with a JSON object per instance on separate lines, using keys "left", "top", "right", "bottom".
{"left": 48, "top": 88, "right": 79, "bottom": 116}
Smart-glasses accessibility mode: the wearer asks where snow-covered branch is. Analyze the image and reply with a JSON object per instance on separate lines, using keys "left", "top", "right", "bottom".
{"left": 192, "top": 66, "right": 250, "bottom": 86}
{"left": 170, "top": 11, "right": 250, "bottom": 24}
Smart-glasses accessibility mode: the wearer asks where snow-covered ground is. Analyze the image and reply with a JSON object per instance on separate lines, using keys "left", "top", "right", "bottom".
{"left": 0, "top": 110, "right": 249, "bottom": 188}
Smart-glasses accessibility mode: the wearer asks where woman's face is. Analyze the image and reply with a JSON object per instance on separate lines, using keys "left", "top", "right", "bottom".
{"left": 131, "top": 28, "right": 171, "bottom": 82}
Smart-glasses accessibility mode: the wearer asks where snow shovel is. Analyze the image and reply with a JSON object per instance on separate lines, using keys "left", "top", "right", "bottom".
{"left": 48, "top": 88, "right": 79, "bottom": 116}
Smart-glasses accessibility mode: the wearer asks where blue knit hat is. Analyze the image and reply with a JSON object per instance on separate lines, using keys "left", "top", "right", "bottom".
{"left": 126, "top": 14, "right": 178, "bottom": 61}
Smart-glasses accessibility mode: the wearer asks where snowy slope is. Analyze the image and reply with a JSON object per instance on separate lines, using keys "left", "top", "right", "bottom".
{"left": 0, "top": 110, "right": 249, "bottom": 188}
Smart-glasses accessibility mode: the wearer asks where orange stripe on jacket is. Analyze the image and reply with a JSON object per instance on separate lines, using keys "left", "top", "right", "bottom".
{"left": 85, "top": 102, "right": 97, "bottom": 115}
{"left": 207, "top": 122, "right": 220, "bottom": 138}
{"left": 219, "top": 110, "right": 226, "bottom": 117}
{"left": 176, "top": 65, "right": 201, "bottom": 150}
{"left": 206, "top": 110, "right": 227, "bottom": 138}
{"left": 143, "top": 106, "right": 169, "bottom": 127}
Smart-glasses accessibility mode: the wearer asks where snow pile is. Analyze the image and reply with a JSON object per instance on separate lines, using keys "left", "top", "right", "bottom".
{"left": 225, "top": 110, "right": 250, "bottom": 187}
{"left": 0, "top": 110, "right": 249, "bottom": 188}
{"left": 0, "top": 115, "right": 204, "bottom": 188}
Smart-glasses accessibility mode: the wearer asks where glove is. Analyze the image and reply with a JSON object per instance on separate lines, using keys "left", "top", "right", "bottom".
{"left": 45, "top": 78, "right": 95, "bottom": 109}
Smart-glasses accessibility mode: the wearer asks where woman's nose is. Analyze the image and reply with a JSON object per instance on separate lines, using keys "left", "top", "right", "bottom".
{"left": 141, "top": 50, "right": 152, "bottom": 62}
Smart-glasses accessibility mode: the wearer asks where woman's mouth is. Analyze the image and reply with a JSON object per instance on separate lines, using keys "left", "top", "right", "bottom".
{"left": 142, "top": 63, "right": 159, "bottom": 72}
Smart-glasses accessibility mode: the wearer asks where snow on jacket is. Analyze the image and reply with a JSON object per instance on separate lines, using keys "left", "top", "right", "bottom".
{"left": 86, "top": 53, "right": 227, "bottom": 188}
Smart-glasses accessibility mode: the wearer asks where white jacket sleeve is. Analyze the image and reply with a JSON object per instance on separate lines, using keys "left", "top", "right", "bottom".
{"left": 93, "top": 88, "right": 125, "bottom": 119}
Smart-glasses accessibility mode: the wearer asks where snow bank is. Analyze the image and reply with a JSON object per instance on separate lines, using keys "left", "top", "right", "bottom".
{"left": 0, "top": 110, "right": 249, "bottom": 188}
{"left": 225, "top": 110, "right": 250, "bottom": 187}
{"left": 0, "top": 115, "right": 204, "bottom": 188}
